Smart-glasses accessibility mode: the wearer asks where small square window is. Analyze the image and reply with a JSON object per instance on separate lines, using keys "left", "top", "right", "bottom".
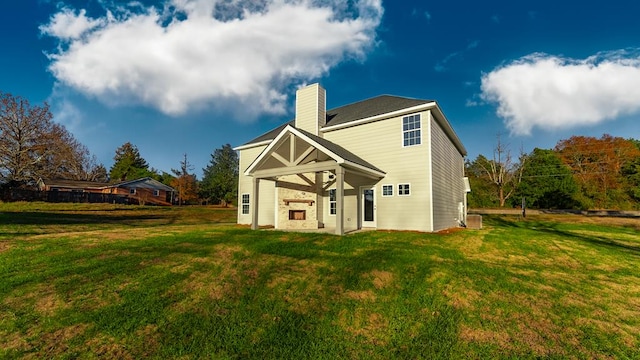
{"left": 153, "top": 189, "right": 160, "bottom": 196}
{"left": 241, "top": 194, "right": 250, "bottom": 215}
{"left": 129, "top": 188, "right": 136, "bottom": 195}
{"left": 398, "top": 184, "right": 411, "bottom": 196}
{"left": 382, "top": 185, "right": 393, "bottom": 197}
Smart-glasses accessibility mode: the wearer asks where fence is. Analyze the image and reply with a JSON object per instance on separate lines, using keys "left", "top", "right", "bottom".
{"left": 1, "top": 189, "right": 136, "bottom": 205}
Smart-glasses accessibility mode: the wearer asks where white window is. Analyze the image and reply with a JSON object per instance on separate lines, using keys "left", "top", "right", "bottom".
{"left": 241, "top": 193, "right": 250, "bottom": 215}
{"left": 402, "top": 114, "right": 421, "bottom": 147}
{"left": 382, "top": 185, "right": 393, "bottom": 197}
{"left": 153, "top": 189, "right": 160, "bottom": 196}
{"left": 329, "top": 189, "right": 337, "bottom": 215}
{"left": 398, "top": 183, "right": 411, "bottom": 196}
{"left": 129, "top": 188, "right": 136, "bottom": 195}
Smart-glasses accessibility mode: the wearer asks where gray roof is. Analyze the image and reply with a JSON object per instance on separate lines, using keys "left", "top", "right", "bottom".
{"left": 294, "top": 127, "right": 385, "bottom": 175}
{"left": 325, "top": 95, "right": 432, "bottom": 127}
{"left": 242, "top": 95, "right": 432, "bottom": 146}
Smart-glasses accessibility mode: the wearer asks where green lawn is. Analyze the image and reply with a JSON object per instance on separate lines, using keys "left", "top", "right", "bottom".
{"left": 1, "top": 203, "right": 639, "bottom": 359}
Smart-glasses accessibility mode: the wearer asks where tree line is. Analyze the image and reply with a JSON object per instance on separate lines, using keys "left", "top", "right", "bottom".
{"left": 0, "top": 91, "right": 238, "bottom": 206}
{"left": 467, "top": 134, "right": 640, "bottom": 210}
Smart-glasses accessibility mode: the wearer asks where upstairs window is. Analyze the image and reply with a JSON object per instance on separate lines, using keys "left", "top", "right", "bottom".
{"left": 382, "top": 185, "right": 393, "bottom": 197}
{"left": 402, "top": 114, "right": 421, "bottom": 147}
{"left": 241, "top": 194, "right": 250, "bottom": 215}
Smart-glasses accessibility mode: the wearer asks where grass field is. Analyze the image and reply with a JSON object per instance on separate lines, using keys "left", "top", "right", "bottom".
{"left": 1, "top": 202, "right": 639, "bottom": 359}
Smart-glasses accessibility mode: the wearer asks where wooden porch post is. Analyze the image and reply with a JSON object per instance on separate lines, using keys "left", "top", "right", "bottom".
{"left": 251, "top": 177, "right": 260, "bottom": 230}
{"left": 335, "top": 166, "right": 345, "bottom": 236}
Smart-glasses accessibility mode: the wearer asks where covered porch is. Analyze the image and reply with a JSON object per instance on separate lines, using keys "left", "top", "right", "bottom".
{"left": 244, "top": 125, "right": 384, "bottom": 235}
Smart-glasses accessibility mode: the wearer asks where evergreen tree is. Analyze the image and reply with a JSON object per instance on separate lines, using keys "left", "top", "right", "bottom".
{"left": 200, "top": 144, "right": 238, "bottom": 206}
{"left": 109, "top": 142, "right": 151, "bottom": 182}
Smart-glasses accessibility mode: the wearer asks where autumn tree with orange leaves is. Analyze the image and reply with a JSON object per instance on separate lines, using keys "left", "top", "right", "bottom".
{"left": 555, "top": 135, "right": 640, "bottom": 209}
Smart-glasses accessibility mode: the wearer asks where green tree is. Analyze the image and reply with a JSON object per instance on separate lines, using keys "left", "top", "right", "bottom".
{"left": 200, "top": 144, "right": 238, "bottom": 206}
{"left": 109, "top": 142, "right": 152, "bottom": 182}
{"left": 515, "top": 148, "right": 579, "bottom": 209}
{"left": 621, "top": 138, "right": 640, "bottom": 205}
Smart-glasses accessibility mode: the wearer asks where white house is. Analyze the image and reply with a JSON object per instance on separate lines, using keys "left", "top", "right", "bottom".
{"left": 235, "top": 83, "right": 469, "bottom": 235}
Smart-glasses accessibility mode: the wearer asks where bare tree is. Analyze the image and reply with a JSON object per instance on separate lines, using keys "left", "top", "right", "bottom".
{"left": 478, "top": 133, "right": 527, "bottom": 207}
{"left": 0, "top": 92, "right": 55, "bottom": 184}
{"left": 0, "top": 92, "right": 106, "bottom": 185}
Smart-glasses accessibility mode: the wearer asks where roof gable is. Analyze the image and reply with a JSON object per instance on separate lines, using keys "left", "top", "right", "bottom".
{"left": 245, "top": 125, "right": 385, "bottom": 178}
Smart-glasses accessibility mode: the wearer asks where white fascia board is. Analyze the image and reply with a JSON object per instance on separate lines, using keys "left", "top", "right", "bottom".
{"left": 320, "top": 102, "right": 437, "bottom": 132}
{"left": 233, "top": 140, "right": 272, "bottom": 151}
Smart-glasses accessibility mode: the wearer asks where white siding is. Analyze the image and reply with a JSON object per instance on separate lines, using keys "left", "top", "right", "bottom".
{"left": 430, "top": 115, "right": 465, "bottom": 231}
{"left": 324, "top": 111, "right": 432, "bottom": 232}
{"left": 237, "top": 145, "right": 276, "bottom": 226}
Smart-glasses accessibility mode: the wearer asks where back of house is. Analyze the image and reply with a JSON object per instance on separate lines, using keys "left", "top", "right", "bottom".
{"left": 236, "top": 83, "right": 468, "bottom": 235}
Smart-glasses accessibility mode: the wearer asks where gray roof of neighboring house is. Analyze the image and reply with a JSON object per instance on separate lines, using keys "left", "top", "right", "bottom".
{"left": 294, "top": 127, "right": 385, "bottom": 175}
{"left": 242, "top": 95, "right": 432, "bottom": 146}
{"left": 111, "top": 177, "right": 176, "bottom": 192}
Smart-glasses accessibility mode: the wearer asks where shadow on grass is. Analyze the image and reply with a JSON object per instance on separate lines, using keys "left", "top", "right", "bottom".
{"left": 0, "top": 211, "right": 177, "bottom": 226}
{"left": 484, "top": 214, "right": 640, "bottom": 255}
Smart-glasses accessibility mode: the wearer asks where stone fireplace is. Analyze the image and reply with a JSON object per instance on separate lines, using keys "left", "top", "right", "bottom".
{"left": 277, "top": 179, "right": 318, "bottom": 230}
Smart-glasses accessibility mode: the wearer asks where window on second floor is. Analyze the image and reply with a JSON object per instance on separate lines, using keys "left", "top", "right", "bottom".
{"left": 402, "top": 114, "right": 421, "bottom": 147}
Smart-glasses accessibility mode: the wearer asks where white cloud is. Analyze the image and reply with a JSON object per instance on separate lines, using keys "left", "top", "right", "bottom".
{"left": 481, "top": 51, "right": 640, "bottom": 135}
{"left": 41, "top": 0, "right": 383, "bottom": 117}
{"left": 39, "top": 8, "right": 104, "bottom": 40}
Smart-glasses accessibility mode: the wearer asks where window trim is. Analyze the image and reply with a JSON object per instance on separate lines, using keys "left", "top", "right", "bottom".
{"left": 328, "top": 189, "right": 337, "bottom": 216}
{"left": 401, "top": 113, "right": 422, "bottom": 147}
{"left": 241, "top": 193, "right": 250, "bottom": 215}
{"left": 381, "top": 184, "right": 394, "bottom": 197}
{"left": 398, "top": 183, "right": 411, "bottom": 196}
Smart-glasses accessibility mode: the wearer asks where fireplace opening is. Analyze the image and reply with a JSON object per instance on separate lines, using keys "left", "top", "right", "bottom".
{"left": 289, "top": 210, "right": 306, "bottom": 220}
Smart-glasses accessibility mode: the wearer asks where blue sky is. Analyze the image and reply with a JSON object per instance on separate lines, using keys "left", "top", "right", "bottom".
{"left": 2, "top": 0, "right": 639, "bottom": 178}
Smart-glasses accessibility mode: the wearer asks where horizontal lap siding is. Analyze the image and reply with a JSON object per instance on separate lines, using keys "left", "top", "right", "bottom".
{"left": 430, "top": 116, "right": 465, "bottom": 231}
{"left": 324, "top": 111, "right": 432, "bottom": 232}
{"left": 238, "top": 146, "right": 275, "bottom": 226}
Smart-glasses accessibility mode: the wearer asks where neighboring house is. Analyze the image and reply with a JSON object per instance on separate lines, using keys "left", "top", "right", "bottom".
{"left": 103, "top": 177, "right": 176, "bottom": 206}
{"left": 37, "top": 177, "right": 176, "bottom": 206}
{"left": 235, "top": 83, "right": 469, "bottom": 235}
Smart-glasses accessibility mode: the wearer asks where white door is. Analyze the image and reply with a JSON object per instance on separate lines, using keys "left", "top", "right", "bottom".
{"left": 361, "top": 186, "right": 376, "bottom": 228}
